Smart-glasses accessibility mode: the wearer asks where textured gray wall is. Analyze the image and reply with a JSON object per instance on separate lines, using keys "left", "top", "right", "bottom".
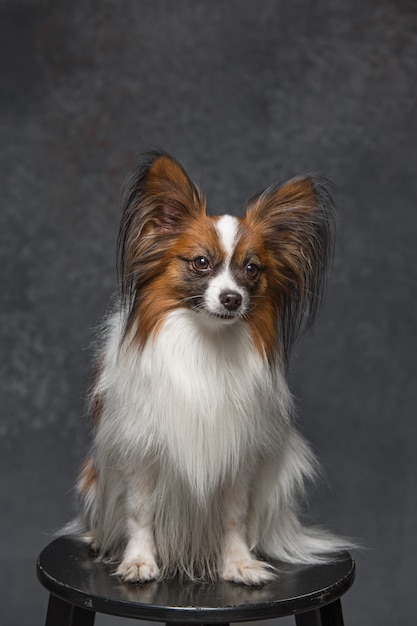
{"left": 1, "top": 1, "right": 416, "bottom": 624}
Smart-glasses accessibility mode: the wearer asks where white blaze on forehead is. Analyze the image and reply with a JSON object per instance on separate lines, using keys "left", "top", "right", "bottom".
{"left": 202, "top": 214, "right": 246, "bottom": 321}
{"left": 215, "top": 215, "right": 239, "bottom": 260}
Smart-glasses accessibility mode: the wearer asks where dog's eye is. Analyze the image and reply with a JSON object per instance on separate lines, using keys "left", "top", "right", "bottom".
{"left": 192, "top": 256, "right": 211, "bottom": 272}
{"left": 245, "top": 263, "right": 259, "bottom": 279}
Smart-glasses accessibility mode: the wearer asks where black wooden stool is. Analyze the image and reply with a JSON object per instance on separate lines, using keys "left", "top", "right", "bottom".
{"left": 37, "top": 536, "right": 354, "bottom": 626}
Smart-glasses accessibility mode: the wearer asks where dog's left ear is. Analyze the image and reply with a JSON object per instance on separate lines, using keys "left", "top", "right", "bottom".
{"left": 244, "top": 175, "right": 335, "bottom": 358}
{"left": 245, "top": 176, "right": 334, "bottom": 263}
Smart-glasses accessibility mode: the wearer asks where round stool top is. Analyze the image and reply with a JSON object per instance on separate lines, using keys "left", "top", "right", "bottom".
{"left": 37, "top": 536, "right": 354, "bottom": 623}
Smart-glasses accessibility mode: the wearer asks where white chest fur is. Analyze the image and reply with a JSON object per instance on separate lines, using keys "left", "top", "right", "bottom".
{"left": 96, "top": 309, "right": 291, "bottom": 497}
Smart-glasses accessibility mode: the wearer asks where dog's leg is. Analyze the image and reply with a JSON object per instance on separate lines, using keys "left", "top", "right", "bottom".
{"left": 115, "top": 470, "right": 160, "bottom": 583}
{"left": 220, "top": 474, "right": 276, "bottom": 585}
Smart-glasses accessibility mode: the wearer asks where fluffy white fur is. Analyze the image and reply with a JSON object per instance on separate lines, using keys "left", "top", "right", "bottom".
{"left": 76, "top": 306, "right": 349, "bottom": 585}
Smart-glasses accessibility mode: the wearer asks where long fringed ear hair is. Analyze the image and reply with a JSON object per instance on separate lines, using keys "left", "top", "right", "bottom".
{"left": 244, "top": 175, "right": 335, "bottom": 366}
{"left": 117, "top": 151, "right": 206, "bottom": 333}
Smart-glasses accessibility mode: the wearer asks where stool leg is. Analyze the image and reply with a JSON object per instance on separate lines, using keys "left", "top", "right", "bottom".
{"left": 320, "top": 598, "right": 344, "bottom": 626}
{"left": 295, "top": 598, "right": 344, "bottom": 626}
{"left": 45, "top": 594, "right": 96, "bottom": 626}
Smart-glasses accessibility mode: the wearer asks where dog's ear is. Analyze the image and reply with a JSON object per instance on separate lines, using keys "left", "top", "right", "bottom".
{"left": 118, "top": 151, "right": 206, "bottom": 301}
{"left": 135, "top": 152, "right": 206, "bottom": 234}
{"left": 244, "top": 175, "right": 335, "bottom": 360}
{"left": 120, "top": 151, "right": 205, "bottom": 237}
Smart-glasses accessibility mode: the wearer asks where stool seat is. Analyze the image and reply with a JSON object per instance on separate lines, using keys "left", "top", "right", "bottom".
{"left": 37, "top": 536, "right": 355, "bottom": 625}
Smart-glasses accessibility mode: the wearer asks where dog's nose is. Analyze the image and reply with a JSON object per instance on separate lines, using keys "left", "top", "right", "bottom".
{"left": 220, "top": 291, "right": 242, "bottom": 312}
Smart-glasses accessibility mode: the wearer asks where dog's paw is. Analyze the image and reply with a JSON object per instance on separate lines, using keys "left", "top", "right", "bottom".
{"left": 116, "top": 558, "right": 160, "bottom": 583}
{"left": 221, "top": 558, "right": 276, "bottom": 586}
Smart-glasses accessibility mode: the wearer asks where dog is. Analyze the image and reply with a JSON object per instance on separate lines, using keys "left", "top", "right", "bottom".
{"left": 71, "top": 151, "right": 350, "bottom": 585}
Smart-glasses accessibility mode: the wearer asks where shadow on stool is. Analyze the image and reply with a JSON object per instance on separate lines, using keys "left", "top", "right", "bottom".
{"left": 37, "top": 536, "right": 355, "bottom": 626}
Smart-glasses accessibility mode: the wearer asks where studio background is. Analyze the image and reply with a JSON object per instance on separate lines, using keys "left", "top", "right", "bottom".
{"left": 1, "top": 1, "right": 416, "bottom": 625}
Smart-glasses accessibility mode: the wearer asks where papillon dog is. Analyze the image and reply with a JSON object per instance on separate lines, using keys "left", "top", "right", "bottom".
{"left": 72, "top": 151, "right": 350, "bottom": 585}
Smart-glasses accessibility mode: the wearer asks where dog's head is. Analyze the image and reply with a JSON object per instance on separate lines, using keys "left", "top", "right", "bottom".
{"left": 118, "top": 151, "right": 334, "bottom": 363}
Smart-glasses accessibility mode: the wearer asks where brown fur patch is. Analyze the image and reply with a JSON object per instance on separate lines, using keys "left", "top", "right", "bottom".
{"left": 232, "top": 220, "right": 279, "bottom": 363}
{"left": 118, "top": 152, "right": 208, "bottom": 340}
{"left": 78, "top": 457, "right": 97, "bottom": 496}
{"left": 244, "top": 175, "right": 334, "bottom": 363}
{"left": 134, "top": 214, "right": 226, "bottom": 344}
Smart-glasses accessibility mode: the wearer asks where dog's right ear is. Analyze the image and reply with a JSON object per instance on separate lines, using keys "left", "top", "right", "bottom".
{"left": 118, "top": 151, "right": 206, "bottom": 300}
{"left": 121, "top": 151, "right": 205, "bottom": 236}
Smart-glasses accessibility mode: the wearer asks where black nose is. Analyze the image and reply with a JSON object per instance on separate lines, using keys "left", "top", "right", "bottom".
{"left": 220, "top": 291, "right": 242, "bottom": 312}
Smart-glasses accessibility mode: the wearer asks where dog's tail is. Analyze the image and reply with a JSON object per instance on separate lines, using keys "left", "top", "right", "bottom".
{"left": 250, "top": 427, "right": 357, "bottom": 563}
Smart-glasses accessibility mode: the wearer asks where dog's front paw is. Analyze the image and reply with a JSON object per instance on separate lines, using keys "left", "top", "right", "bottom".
{"left": 221, "top": 558, "right": 276, "bottom": 586}
{"left": 116, "top": 558, "right": 160, "bottom": 583}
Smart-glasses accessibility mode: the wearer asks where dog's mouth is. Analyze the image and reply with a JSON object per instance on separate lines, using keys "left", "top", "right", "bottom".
{"left": 189, "top": 297, "right": 245, "bottom": 323}
{"left": 214, "top": 311, "right": 241, "bottom": 321}
{"left": 199, "top": 308, "right": 243, "bottom": 325}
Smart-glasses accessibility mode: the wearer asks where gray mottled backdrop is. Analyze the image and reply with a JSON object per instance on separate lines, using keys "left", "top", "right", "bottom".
{"left": 1, "top": 1, "right": 416, "bottom": 624}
